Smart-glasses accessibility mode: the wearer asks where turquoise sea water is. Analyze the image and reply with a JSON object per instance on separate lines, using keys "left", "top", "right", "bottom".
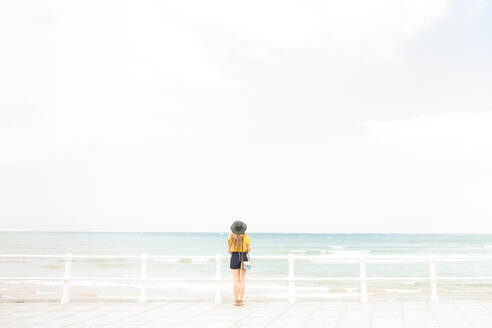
{"left": 2, "top": 232, "right": 492, "bottom": 301}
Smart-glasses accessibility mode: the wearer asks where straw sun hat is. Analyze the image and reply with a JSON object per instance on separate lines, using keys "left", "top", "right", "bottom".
{"left": 230, "top": 220, "right": 247, "bottom": 234}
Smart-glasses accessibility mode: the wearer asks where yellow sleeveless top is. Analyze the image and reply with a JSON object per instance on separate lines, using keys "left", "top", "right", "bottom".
{"left": 227, "top": 234, "right": 250, "bottom": 252}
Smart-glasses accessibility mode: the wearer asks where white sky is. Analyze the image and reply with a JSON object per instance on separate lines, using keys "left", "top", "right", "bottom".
{"left": 1, "top": 0, "right": 491, "bottom": 233}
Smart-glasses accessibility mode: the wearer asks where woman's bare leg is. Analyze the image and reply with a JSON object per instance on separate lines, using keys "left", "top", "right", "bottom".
{"left": 232, "top": 269, "right": 240, "bottom": 304}
{"left": 239, "top": 268, "right": 246, "bottom": 304}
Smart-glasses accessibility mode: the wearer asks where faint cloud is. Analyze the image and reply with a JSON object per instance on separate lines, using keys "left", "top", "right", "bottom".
{"left": 166, "top": 0, "right": 450, "bottom": 61}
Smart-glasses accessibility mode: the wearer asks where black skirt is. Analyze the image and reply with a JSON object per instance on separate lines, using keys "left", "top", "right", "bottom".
{"left": 230, "top": 252, "right": 249, "bottom": 269}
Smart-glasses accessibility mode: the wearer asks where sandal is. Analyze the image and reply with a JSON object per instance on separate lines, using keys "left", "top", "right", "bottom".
{"left": 238, "top": 300, "right": 244, "bottom": 306}
{"left": 233, "top": 300, "right": 240, "bottom": 306}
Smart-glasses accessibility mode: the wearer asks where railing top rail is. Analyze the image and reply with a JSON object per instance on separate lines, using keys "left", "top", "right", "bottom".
{"left": 1, "top": 254, "right": 492, "bottom": 261}
{"left": 0, "top": 254, "right": 492, "bottom": 263}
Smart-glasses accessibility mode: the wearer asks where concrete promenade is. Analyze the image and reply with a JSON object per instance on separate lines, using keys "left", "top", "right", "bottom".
{"left": 2, "top": 301, "right": 492, "bottom": 327}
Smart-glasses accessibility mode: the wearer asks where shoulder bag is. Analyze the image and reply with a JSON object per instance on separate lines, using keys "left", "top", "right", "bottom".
{"left": 240, "top": 234, "right": 252, "bottom": 271}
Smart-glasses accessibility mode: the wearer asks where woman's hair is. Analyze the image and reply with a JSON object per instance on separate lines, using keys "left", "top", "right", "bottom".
{"left": 228, "top": 232, "right": 244, "bottom": 251}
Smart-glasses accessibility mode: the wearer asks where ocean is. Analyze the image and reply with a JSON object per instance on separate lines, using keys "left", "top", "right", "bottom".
{"left": 2, "top": 232, "right": 492, "bottom": 302}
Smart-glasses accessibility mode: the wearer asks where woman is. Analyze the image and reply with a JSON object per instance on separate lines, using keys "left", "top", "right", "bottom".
{"left": 227, "top": 220, "right": 250, "bottom": 306}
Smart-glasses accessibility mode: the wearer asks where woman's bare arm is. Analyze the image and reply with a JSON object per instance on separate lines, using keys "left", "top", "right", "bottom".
{"left": 227, "top": 243, "right": 232, "bottom": 254}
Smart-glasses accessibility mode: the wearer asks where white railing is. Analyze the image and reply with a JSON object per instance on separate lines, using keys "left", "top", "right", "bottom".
{"left": 1, "top": 254, "right": 492, "bottom": 304}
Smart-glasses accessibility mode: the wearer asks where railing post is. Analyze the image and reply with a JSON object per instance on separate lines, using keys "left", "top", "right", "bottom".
{"left": 360, "top": 256, "right": 368, "bottom": 303}
{"left": 61, "top": 253, "right": 73, "bottom": 304}
{"left": 288, "top": 253, "right": 295, "bottom": 304}
{"left": 429, "top": 255, "right": 439, "bottom": 302}
{"left": 215, "top": 254, "right": 222, "bottom": 304}
{"left": 139, "top": 253, "right": 148, "bottom": 304}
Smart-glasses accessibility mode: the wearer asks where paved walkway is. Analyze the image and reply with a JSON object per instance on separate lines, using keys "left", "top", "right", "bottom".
{"left": 2, "top": 301, "right": 492, "bottom": 327}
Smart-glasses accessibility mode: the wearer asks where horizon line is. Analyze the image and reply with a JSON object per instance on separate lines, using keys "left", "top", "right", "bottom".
{"left": 1, "top": 230, "right": 492, "bottom": 234}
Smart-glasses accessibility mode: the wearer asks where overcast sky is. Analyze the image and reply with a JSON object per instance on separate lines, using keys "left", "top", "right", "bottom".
{"left": 1, "top": 0, "right": 491, "bottom": 233}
